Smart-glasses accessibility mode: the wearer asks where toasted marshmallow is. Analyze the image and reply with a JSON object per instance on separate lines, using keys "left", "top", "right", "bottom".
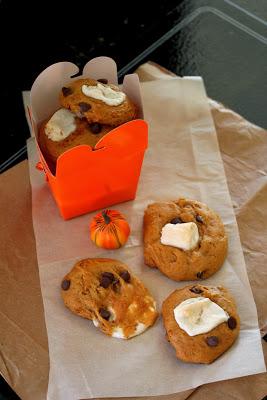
{"left": 112, "top": 322, "right": 147, "bottom": 339}
{"left": 82, "top": 83, "right": 126, "bottom": 106}
{"left": 45, "top": 108, "right": 76, "bottom": 141}
{"left": 161, "top": 222, "right": 199, "bottom": 251}
{"left": 174, "top": 297, "right": 229, "bottom": 336}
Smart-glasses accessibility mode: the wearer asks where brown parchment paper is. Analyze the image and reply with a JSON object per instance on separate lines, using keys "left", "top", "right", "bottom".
{"left": 0, "top": 63, "right": 267, "bottom": 400}
{"left": 25, "top": 76, "right": 265, "bottom": 400}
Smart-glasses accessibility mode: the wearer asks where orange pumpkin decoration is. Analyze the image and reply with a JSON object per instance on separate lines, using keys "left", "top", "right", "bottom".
{"left": 90, "top": 209, "right": 130, "bottom": 249}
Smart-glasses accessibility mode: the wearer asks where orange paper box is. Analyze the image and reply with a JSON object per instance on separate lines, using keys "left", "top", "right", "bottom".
{"left": 30, "top": 57, "right": 148, "bottom": 219}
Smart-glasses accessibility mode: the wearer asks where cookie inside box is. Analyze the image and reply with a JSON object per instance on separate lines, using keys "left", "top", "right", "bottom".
{"left": 30, "top": 57, "right": 147, "bottom": 219}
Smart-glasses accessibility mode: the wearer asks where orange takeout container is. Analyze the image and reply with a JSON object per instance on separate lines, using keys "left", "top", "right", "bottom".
{"left": 30, "top": 57, "right": 148, "bottom": 219}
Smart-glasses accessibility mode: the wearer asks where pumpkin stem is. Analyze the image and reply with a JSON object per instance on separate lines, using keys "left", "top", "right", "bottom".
{"left": 102, "top": 211, "right": 111, "bottom": 224}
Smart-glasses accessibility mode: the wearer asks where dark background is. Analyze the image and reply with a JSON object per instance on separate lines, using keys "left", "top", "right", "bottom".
{"left": 0, "top": 0, "right": 266, "bottom": 398}
{"left": 0, "top": 0, "right": 186, "bottom": 169}
{"left": 0, "top": 0, "right": 266, "bottom": 173}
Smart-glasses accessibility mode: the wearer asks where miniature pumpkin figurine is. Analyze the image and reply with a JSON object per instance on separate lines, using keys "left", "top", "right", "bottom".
{"left": 90, "top": 209, "right": 130, "bottom": 249}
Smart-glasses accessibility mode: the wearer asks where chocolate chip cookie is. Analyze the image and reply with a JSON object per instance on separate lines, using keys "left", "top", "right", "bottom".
{"left": 38, "top": 109, "right": 111, "bottom": 172}
{"left": 143, "top": 198, "right": 228, "bottom": 281}
{"left": 59, "top": 78, "right": 137, "bottom": 126}
{"left": 162, "top": 285, "right": 240, "bottom": 364}
{"left": 61, "top": 258, "right": 158, "bottom": 339}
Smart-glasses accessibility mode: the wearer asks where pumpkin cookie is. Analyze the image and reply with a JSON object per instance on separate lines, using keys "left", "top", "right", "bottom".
{"left": 59, "top": 78, "right": 137, "bottom": 126}
{"left": 38, "top": 108, "right": 112, "bottom": 170}
{"left": 143, "top": 198, "right": 228, "bottom": 281}
{"left": 61, "top": 258, "right": 158, "bottom": 339}
{"left": 162, "top": 284, "right": 240, "bottom": 364}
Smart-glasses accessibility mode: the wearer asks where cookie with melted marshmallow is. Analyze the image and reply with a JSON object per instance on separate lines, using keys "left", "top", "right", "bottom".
{"left": 59, "top": 78, "right": 137, "bottom": 126}
{"left": 38, "top": 108, "right": 112, "bottom": 173}
{"left": 143, "top": 198, "right": 228, "bottom": 281}
{"left": 61, "top": 258, "right": 158, "bottom": 339}
{"left": 162, "top": 284, "right": 240, "bottom": 364}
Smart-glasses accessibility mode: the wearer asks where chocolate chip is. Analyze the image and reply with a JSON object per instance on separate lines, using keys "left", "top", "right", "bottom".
{"left": 62, "top": 87, "right": 73, "bottom": 97}
{"left": 170, "top": 217, "right": 183, "bottom": 224}
{"left": 99, "top": 308, "right": 110, "bottom": 320}
{"left": 120, "top": 270, "right": 131, "bottom": 283}
{"left": 190, "top": 286, "right": 203, "bottom": 294}
{"left": 102, "top": 272, "right": 115, "bottom": 280}
{"left": 97, "top": 78, "right": 108, "bottom": 84}
{"left": 79, "top": 102, "right": 91, "bottom": 112}
{"left": 227, "top": 317, "right": 237, "bottom": 330}
{"left": 90, "top": 123, "right": 102, "bottom": 134}
{"left": 61, "top": 279, "right": 70, "bottom": 290}
{"left": 100, "top": 272, "right": 115, "bottom": 288}
{"left": 196, "top": 271, "right": 205, "bottom": 279}
{"left": 206, "top": 336, "right": 219, "bottom": 347}
{"left": 100, "top": 276, "right": 111, "bottom": 288}
{"left": 196, "top": 215, "right": 204, "bottom": 223}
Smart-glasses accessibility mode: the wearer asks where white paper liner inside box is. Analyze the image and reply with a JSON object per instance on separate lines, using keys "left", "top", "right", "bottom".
{"left": 26, "top": 76, "right": 265, "bottom": 400}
